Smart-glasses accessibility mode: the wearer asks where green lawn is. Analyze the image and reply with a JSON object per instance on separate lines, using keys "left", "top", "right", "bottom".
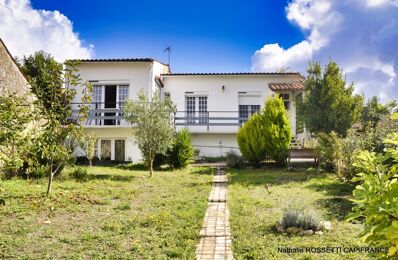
{"left": 228, "top": 168, "right": 366, "bottom": 259}
{"left": 0, "top": 166, "right": 213, "bottom": 259}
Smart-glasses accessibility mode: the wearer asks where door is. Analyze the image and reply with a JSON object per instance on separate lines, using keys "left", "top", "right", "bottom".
{"left": 100, "top": 140, "right": 111, "bottom": 160}
{"left": 115, "top": 140, "right": 125, "bottom": 162}
{"left": 104, "top": 85, "right": 117, "bottom": 125}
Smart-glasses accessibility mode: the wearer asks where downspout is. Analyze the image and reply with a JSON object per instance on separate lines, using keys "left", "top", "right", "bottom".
{"left": 148, "top": 63, "right": 153, "bottom": 101}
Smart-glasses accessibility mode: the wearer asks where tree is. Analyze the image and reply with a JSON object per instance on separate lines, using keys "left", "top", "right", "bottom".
{"left": 360, "top": 96, "right": 396, "bottom": 129}
{"left": 297, "top": 60, "right": 363, "bottom": 137}
{"left": 262, "top": 96, "right": 292, "bottom": 164}
{"left": 237, "top": 112, "right": 267, "bottom": 166}
{"left": 124, "top": 90, "right": 176, "bottom": 176}
{"left": 238, "top": 96, "right": 292, "bottom": 166}
{"left": 20, "top": 52, "right": 92, "bottom": 194}
{"left": 348, "top": 134, "right": 398, "bottom": 257}
{"left": 167, "top": 128, "right": 194, "bottom": 169}
{"left": 81, "top": 132, "right": 97, "bottom": 167}
{"left": 0, "top": 95, "right": 32, "bottom": 177}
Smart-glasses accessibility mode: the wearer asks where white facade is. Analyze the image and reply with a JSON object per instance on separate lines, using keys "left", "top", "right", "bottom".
{"left": 69, "top": 59, "right": 307, "bottom": 162}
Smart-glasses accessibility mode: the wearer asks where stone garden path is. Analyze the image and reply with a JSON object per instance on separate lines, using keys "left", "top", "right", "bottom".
{"left": 196, "top": 166, "right": 234, "bottom": 260}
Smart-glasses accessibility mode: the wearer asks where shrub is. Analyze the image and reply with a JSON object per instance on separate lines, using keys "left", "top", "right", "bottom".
{"left": 167, "top": 128, "right": 194, "bottom": 169}
{"left": 70, "top": 167, "right": 89, "bottom": 181}
{"left": 262, "top": 96, "right": 292, "bottom": 165}
{"left": 28, "top": 165, "right": 47, "bottom": 179}
{"left": 237, "top": 112, "right": 267, "bottom": 166}
{"left": 316, "top": 132, "right": 343, "bottom": 174}
{"left": 237, "top": 96, "right": 292, "bottom": 166}
{"left": 348, "top": 133, "right": 398, "bottom": 257}
{"left": 298, "top": 210, "right": 321, "bottom": 231}
{"left": 226, "top": 150, "right": 245, "bottom": 169}
{"left": 281, "top": 200, "right": 321, "bottom": 231}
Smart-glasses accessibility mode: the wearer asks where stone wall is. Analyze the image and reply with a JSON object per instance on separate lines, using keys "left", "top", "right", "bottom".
{"left": 0, "top": 39, "right": 30, "bottom": 97}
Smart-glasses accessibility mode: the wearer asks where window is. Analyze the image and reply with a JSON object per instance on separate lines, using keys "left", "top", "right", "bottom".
{"left": 185, "top": 95, "right": 208, "bottom": 124}
{"left": 198, "top": 96, "right": 208, "bottom": 124}
{"left": 280, "top": 93, "right": 290, "bottom": 110}
{"left": 295, "top": 93, "right": 304, "bottom": 133}
{"left": 186, "top": 96, "right": 196, "bottom": 124}
{"left": 118, "top": 85, "right": 129, "bottom": 109}
{"left": 239, "top": 105, "right": 260, "bottom": 124}
{"left": 92, "top": 85, "right": 102, "bottom": 108}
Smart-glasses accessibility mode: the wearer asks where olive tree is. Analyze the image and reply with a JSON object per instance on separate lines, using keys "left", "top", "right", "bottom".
{"left": 124, "top": 90, "right": 175, "bottom": 176}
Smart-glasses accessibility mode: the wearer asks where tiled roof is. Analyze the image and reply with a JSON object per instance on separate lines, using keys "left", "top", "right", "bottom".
{"left": 269, "top": 82, "right": 304, "bottom": 91}
{"left": 161, "top": 72, "right": 301, "bottom": 76}
{"left": 67, "top": 58, "right": 169, "bottom": 66}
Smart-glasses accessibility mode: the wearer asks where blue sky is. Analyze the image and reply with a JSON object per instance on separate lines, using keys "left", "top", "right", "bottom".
{"left": 1, "top": 0, "right": 398, "bottom": 101}
{"left": 30, "top": 0, "right": 302, "bottom": 72}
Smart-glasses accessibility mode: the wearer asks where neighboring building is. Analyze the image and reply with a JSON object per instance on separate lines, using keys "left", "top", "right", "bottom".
{"left": 0, "top": 38, "right": 31, "bottom": 97}
{"left": 69, "top": 59, "right": 307, "bottom": 162}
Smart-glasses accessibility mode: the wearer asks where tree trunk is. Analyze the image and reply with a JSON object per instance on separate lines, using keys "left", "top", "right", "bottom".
{"left": 149, "top": 157, "right": 154, "bottom": 177}
{"left": 89, "top": 158, "right": 92, "bottom": 167}
{"left": 47, "top": 172, "right": 53, "bottom": 195}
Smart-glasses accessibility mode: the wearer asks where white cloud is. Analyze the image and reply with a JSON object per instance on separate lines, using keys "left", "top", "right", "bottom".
{"left": 251, "top": 0, "right": 398, "bottom": 102}
{"left": 0, "top": 0, "right": 93, "bottom": 61}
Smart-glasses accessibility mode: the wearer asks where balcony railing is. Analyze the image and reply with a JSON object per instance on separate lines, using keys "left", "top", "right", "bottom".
{"left": 70, "top": 103, "right": 251, "bottom": 129}
{"left": 70, "top": 102, "right": 128, "bottom": 126}
{"left": 174, "top": 111, "right": 247, "bottom": 131}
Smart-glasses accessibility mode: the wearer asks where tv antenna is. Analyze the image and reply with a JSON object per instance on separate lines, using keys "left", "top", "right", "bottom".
{"left": 163, "top": 45, "right": 172, "bottom": 66}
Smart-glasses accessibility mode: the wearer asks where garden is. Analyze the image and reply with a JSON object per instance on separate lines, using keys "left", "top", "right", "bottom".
{"left": 1, "top": 52, "right": 398, "bottom": 259}
{"left": 0, "top": 166, "right": 212, "bottom": 258}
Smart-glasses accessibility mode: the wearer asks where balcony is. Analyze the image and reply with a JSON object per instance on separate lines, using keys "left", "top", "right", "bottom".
{"left": 174, "top": 111, "right": 244, "bottom": 133}
{"left": 70, "top": 103, "right": 248, "bottom": 132}
{"left": 70, "top": 102, "right": 129, "bottom": 127}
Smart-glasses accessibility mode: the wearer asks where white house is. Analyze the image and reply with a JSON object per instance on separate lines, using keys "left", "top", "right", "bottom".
{"left": 69, "top": 58, "right": 306, "bottom": 162}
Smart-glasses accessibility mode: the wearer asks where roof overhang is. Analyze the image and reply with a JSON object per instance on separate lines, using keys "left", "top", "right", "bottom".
{"left": 268, "top": 82, "right": 304, "bottom": 91}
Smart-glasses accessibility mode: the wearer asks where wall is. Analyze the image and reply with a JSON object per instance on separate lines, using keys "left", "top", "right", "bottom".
{"left": 191, "top": 133, "right": 239, "bottom": 157}
{"left": 74, "top": 128, "right": 142, "bottom": 162}
{"left": 162, "top": 74, "right": 303, "bottom": 136}
{"left": 0, "top": 39, "right": 31, "bottom": 97}
{"left": 70, "top": 62, "right": 153, "bottom": 109}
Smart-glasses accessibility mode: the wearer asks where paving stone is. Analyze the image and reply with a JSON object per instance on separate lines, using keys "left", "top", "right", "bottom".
{"left": 196, "top": 167, "right": 234, "bottom": 260}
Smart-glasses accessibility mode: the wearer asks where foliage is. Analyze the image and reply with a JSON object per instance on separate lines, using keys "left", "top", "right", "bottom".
{"left": 360, "top": 96, "right": 396, "bottom": 129}
{"left": 226, "top": 150, "right": 245, "bottom": 169}
{"left": 228, "top": 168, "right": 363, "bottom": 259}
{"left": 20, "top": 52, "right": 92, "bottom": 194}
{"left": 297, "top": 60, "right": 363, "bottom": 137}
{"left": 70, "top": 166, "right": 89, "bottom": 181}
{"left": 281, "top": 200, "right": 321, "bottom": 231}
{"left": 81, "top": 132, "right": 97, "bottom": 167}
{"left": 237, "top": 112, "right": 267, "bottom": 166}
{"left": 167, "top": 128, "right": 194, "bottom": 169}
{"left": 316, "top": 132, "right": 343, "bottom": 174}
{"left": 262, "top": 96, "right": 292, "bottom": 164}
{"left": 0, "top": 95, "right": 32, "bottom": 177}
{"left": 124, "top": 90, "right": 176, "bottom": 176}
{"left": 298, "top": 210, "right": 321, "bottom": 231}
{"left": 238, "top": 96, "right": 292, "bottom": 165}
{"left": 348, "top": 133, "right": 398, "bottom": 257}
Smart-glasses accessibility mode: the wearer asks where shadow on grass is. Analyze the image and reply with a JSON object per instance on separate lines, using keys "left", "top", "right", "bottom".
{"left": 89, "top": 174, "right": 137, "bottom": 182}
{"left": 317, "top": 197, "right": 354, "bottom": 220}
{"left": 227, "top": 167, "right": 324, "bottom": 186}
{"left": 307, "top": 181, "right": 355, "bottom": 197}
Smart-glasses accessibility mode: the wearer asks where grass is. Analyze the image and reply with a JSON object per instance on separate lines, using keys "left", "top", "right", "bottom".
{"left": 0, "top": 166, "right": 213, "bottom": 259}
{"left": 228, "top": 168, "right": 366, "bottom": 259}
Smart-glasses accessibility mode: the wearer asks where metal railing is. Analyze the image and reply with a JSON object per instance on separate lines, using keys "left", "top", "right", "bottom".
{"left": 70, "top": 103, "right": 251, "bottom": 129}
{"left": 70, "top": 102, "right": 127, "bottom": 126}
{"left": 174, "top": 111, "right": 247, "bottom": 131}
